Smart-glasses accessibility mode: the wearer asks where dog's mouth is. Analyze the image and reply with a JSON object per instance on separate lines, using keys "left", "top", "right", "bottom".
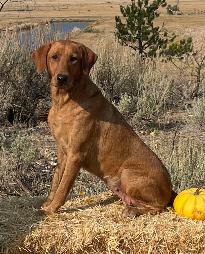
{"left": 51, "top": 79, "right": 74, "bottom": 92}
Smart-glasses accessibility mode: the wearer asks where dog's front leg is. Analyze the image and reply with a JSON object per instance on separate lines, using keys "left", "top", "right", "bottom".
{"left": 42, "top": 147, "right": 67, "bottom": 208}
{"left": 41, "top": 152, "right": 81, "bottom": 215}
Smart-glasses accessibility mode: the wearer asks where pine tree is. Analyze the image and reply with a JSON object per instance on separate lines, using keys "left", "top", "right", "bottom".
{"left": 115, "top": 0, "right": 176, "bottom": 57}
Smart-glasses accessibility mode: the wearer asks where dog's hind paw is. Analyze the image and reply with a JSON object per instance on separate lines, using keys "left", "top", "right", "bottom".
{"left": 122, "top": 206, "right": 139, "bottom": 218}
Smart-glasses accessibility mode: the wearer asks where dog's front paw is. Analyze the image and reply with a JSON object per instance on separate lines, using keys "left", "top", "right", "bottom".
{"left": 40, "top": 205, "right": 57, "bottom": 215}
{"left": 41, "top": 199, "right": 52, "bottom": 209}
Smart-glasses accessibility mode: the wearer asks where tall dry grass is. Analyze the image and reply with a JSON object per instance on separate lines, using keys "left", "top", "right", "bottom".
{"left": 0, "top": 28, "right": 205, "bottom": 196}
{"left": 147, "top": 133, "right": 205, "bottom": 192}
{"left": 187, "top": 95, "right": 205, "bottom": 128}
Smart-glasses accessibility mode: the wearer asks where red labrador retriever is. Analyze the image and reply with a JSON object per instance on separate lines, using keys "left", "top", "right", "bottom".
{"left": 32, "top": 40, "right": 175, "bottom": 217}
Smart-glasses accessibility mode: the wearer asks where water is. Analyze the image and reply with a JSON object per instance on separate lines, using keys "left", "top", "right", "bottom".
{"left": 50, "top": 21, "right": 88, "bottom": 34}
{"left": 18, "top": 21, "right": 89, "bottom": 48}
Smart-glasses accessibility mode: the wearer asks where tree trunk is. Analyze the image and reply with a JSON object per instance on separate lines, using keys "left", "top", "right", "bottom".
{"left": 176, "top": 0, "right": 179, "bottom": 7}
{"left": 138, "top": 38, "right": 144, "bottom": 55}
{"left": 0, "top": 0, "right": 10, "bottom": 12}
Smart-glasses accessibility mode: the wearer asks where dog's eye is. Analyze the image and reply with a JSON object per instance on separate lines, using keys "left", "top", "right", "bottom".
{"left": 51, "top": 54, "right": 59, "bottom": 60}
{"left": 70, "top": 56, "right": 78, "bottom": 63}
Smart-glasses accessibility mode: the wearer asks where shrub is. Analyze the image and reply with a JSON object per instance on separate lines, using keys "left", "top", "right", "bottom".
{"left": 162, "top": 37, "right": 193, "bottom": 59}
{"left": 149, "top": 134, "right": 205, "bottom": 192}
{"left": 92, "top": 40, "right": 179, "bottom": 124}
{"left": 166, "top": 4, "right": 180, "bottom": 15}
{"left": 0, "top": 25, "right": 68, "bottom": 125}
{"left": 187, "top": 96, "right": 205, "bottom": 128}
{"left": 0, "top": 130, "right": 43, "bottom": 196}
{"left": 83, "top": 26, "right": 100, "bottom": 33}
{"left": 0, "top": 32, "right": 49, "bottom": 124}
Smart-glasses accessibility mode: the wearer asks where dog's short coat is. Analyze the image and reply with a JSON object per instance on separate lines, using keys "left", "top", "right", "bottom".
{"left": 32, "top": 40, "right": 174, "bottom": 217}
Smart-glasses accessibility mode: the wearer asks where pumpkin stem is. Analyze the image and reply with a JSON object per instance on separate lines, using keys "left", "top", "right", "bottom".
{"left": 194, "top": 188, "right": 201, "bottom": 195}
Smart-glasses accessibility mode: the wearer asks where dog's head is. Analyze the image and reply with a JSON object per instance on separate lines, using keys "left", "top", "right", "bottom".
{"left": 32, "top": 40, "right": 97, "bottom": 90}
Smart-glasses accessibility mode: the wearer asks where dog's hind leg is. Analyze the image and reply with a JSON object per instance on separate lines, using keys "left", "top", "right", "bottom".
{"left": 119, "top": 168, "right": 171, "bottom": 218}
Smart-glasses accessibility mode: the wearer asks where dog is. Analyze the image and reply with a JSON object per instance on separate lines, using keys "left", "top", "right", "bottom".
{"left": 32, "top": 39, "right": 175, "bottom": 217}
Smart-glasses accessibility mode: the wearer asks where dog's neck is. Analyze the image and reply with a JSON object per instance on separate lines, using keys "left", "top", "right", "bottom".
{"left": 50, "top": 76, "right": 99, "bottom": 109}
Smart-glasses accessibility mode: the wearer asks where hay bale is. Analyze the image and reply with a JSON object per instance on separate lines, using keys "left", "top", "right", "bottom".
{"left": 2, "top": 192, "right": 205, "bottom": 254}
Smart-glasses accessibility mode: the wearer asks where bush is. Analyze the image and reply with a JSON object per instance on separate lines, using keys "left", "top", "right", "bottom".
{"left": 149, "top": 134, "right": 205, "bottom": 192}
{"left": 162, "top": 37, "right": 193, "bottom": 61}
{"left": 92, "top": 40, "right": 180, "bottom": 124}
{"left": 187, "top": 96, "right": 205, "bottom": 128}
{"left": 0, "top": 25, "right": 69, "bottom": 125}
{"left": 166, "top": 4, "right": 180, "bottom": 15}
{"left": 0, "top": 130, "right": 44, "bottom": 196}
{"left": 0, "top": 32, "right": 49, "bottom": 124}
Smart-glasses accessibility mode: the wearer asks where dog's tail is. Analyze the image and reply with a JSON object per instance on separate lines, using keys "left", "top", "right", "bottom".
{"left": 168, "top": 190, "right": 178, "bottom": 207}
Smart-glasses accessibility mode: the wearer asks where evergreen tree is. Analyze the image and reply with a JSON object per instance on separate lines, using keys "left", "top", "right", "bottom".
{"left": 115, "top": 0, "right": 191, "bottom": 58}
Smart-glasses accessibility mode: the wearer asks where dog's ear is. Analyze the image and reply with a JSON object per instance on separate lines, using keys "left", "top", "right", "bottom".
{"left": 32, "top": 43, "right": 52, "bottom": 73}
{"left": 81, "top": 45, "right": 98, "bottom": 75}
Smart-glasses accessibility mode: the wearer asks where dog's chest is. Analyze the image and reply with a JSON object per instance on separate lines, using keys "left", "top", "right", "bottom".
{"left": 48, "top": 105, "right": 89, "bottom": 149}
{"left": 48, "top": 107, "right": 74, "bottom": 147}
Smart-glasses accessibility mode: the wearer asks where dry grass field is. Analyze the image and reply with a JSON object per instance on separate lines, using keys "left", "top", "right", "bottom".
{"left": 1, "top": 0, "right": 205, "bottom": 47}
{"left": 1, "top": 0, "right": 205, "bottom": 253}
{"left": 1, "top": 0, "right": 205, "bottom": 30}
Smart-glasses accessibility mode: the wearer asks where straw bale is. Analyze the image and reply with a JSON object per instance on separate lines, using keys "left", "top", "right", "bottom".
{"left": 1, "top": 192, "right": 205, "bottom": 254}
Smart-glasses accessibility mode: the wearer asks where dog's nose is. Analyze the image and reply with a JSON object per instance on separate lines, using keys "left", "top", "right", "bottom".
{"left": 57, "top": 74, "right": 68, "bottom": 85}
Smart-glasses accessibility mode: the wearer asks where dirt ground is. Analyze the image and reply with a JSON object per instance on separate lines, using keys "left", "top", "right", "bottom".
{"left": 1, "top": 0, "right": 205, "bottom": 34}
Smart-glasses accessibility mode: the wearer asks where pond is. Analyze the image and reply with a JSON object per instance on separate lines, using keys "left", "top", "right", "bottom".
{"left": 18, "top": 21, "right": 90, "bottom": 48}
